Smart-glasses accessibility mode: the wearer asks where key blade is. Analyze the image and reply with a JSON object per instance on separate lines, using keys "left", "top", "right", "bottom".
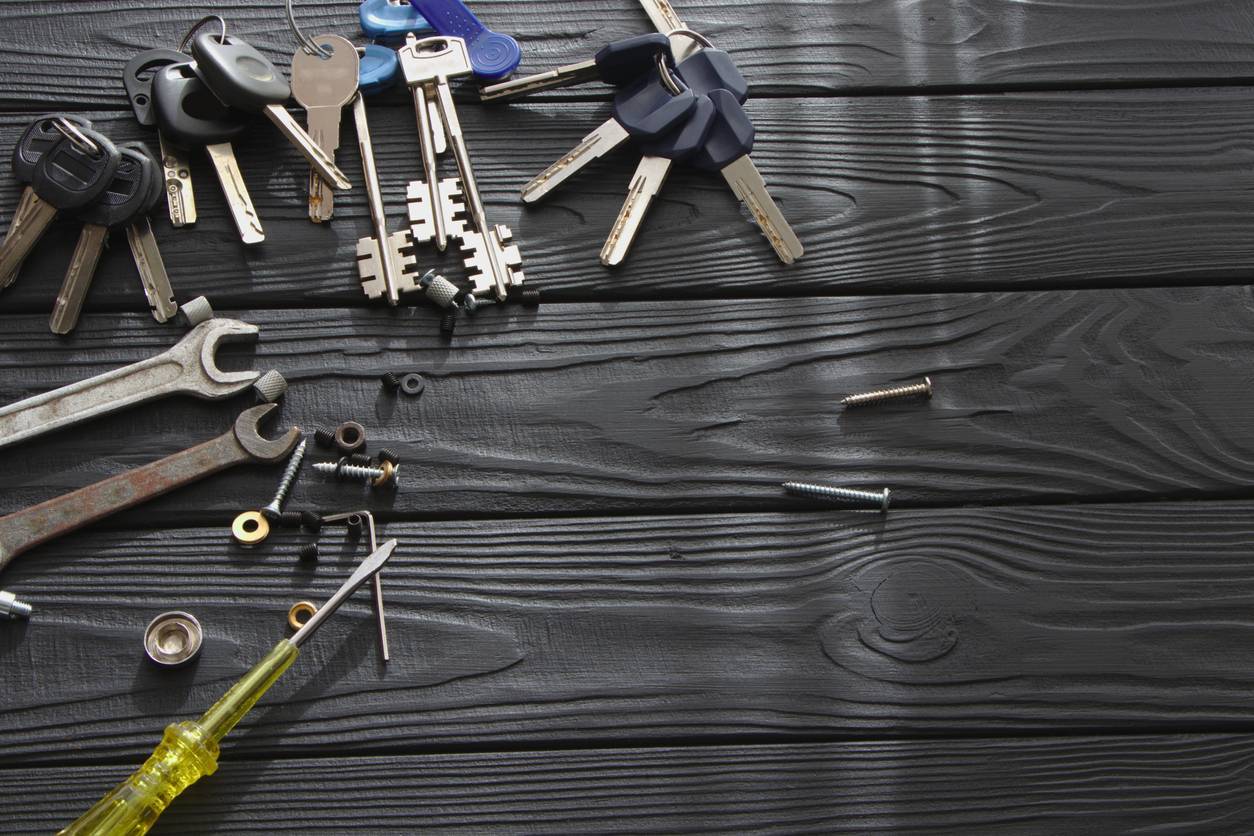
{"left": 0, "top": 196, "right": 58, "bottom": 282}
{"left": 479, "top": 60, "right": 599, "bottom": 102}
{"left": 306, "top": 105, "right": 343, "bottom": 222}
{"left": 601, "top": 155, "right": 672, "bottom": 267}
{"left": 522, "top": 119, "right": 630, "bottom": 202}
{"left": 721, "top": 155, "right": 804, "bottom": 264}
{"left": 265, "top": 105, "right": 352, "bottom": 190}
{"left": 205, "top": 142, "right": 265, "bottom": 244}
{"left": 125, "top": 217, "right": 179, "bottom": 322}
{"left": 356, "top": 231, "right": 417, "bottom": 303}
{"left": 50, "top": 223, "right": 109, "bottom": 335}
{"left": 158, "top": 134, "right": 197, "bottom": 227}
{"left": 0, "top": 186, "right": 39, "bottom": 288}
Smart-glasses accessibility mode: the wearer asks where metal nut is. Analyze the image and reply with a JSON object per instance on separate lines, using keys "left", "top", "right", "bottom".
{"left": 144, "top": 611, "right": 204, "bottom": 667}
{"left": 399, "top": 374, "right": 425, "bottom": 397}
{"left": 232, "top": 510, "right": 270, "bottom": 546}
{"left": 335, "top": 421, "right": 367, "bottom": 454}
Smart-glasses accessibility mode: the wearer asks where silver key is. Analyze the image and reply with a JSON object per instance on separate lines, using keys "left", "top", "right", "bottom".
{"left": 521, "top": 118, "right": 630, "bottom": 203}
{"left": 637, "top": 0, "right": 702, "bottom": 61}
{"left": 126, "top": 215, "right": 178, "bottom": 322}
{"left": 353, "top": 94, "right": 418, "bottom": 305}
{"left": 407, "top": 177, "right": 466, "bottom": 245}
{"left": 292, "top": 34, "right": 360, "bottom": 222}
{"left": 720, "top": 155, "right": 803, "bottom": 264}
{"left": 480, "top": 58, "right": 602, "bottom": 102}
{"left": 204, "top": 142, "right": 264, "bottom": 244}
{"left": 49, "top": 223, "right": 110, "bottom": 334}
{"left": 400, "top": 37, "right": 455, "bottom": 252}
{"left": 601, "top": 155, "right": 672, "bottom": 266}
{"left": 462, "top": 225, "right": 523, "bottom": 299}
{"left": 261, "top": 104, "right": 353, "bottom": 191}
{"left": 0, "top": 186, "right": 39, "bottom": 288}
{"left": 0, "top": 191, "right": 59, "bottom": 282}
{"left": 157, "top": 133, "right": 196, "bottom": 227}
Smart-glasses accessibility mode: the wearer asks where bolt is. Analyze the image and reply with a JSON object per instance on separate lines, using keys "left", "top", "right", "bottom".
{"left": 782, "top": 482, "right": 891, "bottom": 513}
{"left": 313, "top": 459, "right": 399, "bottom": 488}
{"left": 842, "top": 377, "right": 933, "bottom": 408}
{"left": 0, "top": 590, "right": 32, "bottom": 619}
{"left": 261, "top": 439, "right": 307, "bottom": 519}
{"left": 298, "top": 543, "right": 319, "bottom": 562}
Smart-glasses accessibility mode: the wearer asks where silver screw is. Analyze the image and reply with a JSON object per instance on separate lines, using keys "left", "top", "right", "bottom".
{"left": 0, "top": 589, "right": 32, "bottom": 619}
{"left": 261, "top": 439, "right": 307, "bottom": 519}
{"left": 313, "top": 459, "right": 400, "bottom": 488}
{"left": 782, "top": 481, "right": 891, "bottom": 512}
{"left": 843, "top": 376, "right": 932, "bottom": 408}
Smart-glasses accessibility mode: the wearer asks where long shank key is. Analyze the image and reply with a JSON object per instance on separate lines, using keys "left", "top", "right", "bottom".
{"left": 479, "top": 33, "right": 673, "bottom": 102}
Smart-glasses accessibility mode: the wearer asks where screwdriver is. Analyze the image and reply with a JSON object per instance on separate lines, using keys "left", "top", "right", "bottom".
{"left": 60, "top": 538, "right": 399, "bottom": 836}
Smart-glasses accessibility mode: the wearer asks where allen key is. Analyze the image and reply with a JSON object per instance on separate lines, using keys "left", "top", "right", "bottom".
{"left": 322, "top": 510, "right": 389, "bottom": 662}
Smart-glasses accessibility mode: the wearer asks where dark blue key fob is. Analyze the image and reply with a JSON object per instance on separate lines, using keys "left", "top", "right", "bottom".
{"left": 613, "top": 67, "right": 698, "bottom": 139}
{"left": 12, "top": 114, "right": 91, "bottom": 183}
{"left": 151, "top": 63, "right": 249, "bottom": 147}
{"left": 409, "top": 0, "right": 521, "bottom": 80}
{"left": 674, "top": 49, "right": 748, "bottom": 103}
{"left": 639, "top": 95, "right": 716, "bottom": 160}
{"left": 595, "top": 33, "right": 673, "bottom": 86}
{"left": 359, "top": 43, "right": 401, "bottom": 95}
{"left": 32, "top": 127, "right": 121, "bottom": 210}
{"left": 690, "top": 88, "right": 755, "bottom": 171}
{"left": 123, "top": 49, "right": 191, "bottom": 127}
{"left": 360, "top": 0, "right": 431, "bottom": 41}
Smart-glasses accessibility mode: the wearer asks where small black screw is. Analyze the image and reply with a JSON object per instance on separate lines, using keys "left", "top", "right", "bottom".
{"left": 377, "top": 447, "right": 400, "bottom": 465}
{"left": 313, "top": 428, "right": 336, "bottom": 449}
{"left": 439, "top": 309, "right": 458, "bottom": 338}
{"left": 298, "top": 543, "right": 319, "bottom": 562}
{"left": 380, "top": 372, "right": 401, "bottom": 392}
{"left": 510, "top": 287, "right": 541, "bottom": 307}
{"left": 278, "top": 510, "right": 304, "bottom": 528}
{"left": 300, "top": 510, "right": 323, "bottom": 532}
{"left": 349, "top": 453, "right": 373, "bottom": 466}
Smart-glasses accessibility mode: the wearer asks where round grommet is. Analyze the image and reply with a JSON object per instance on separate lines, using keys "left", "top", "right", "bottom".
{"left": 232, "top": 511, "right": 270, "bottom": 547}
{"left": 288, "top": 601, "right": 318, "bottom": 631}
{"left": 399, "top": 373, "right": 425, "bottom": 396}
{"left": 335, "top": 420, "right": 367, "bottom": 454}
{"left": 144, "top": 611, "right": 204, "bottom": 667}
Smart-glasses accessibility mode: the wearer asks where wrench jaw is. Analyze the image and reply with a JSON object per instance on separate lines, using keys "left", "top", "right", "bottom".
{"left": 189, "top": 319, "right": 264, "bottom": 399}
{"left": 235, "top": 404, "right": 301, "bottom": 462}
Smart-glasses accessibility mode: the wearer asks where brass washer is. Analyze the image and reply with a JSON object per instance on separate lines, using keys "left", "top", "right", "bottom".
{"left": 232, "top": 510, "right": 270, "bottom": 546}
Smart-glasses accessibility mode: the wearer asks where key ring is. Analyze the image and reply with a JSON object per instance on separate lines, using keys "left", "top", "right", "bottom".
{"left": 178, "top": 14, "right": 227, "bottom": 52}
{"left": 52, "top": 118, "right": 100, "bottom": 157}
{"left": 655, "top": 52, "right": 682, "bottom": 96}
{"left": 286, "top": 0, "right": 333, "bottom": 59}
{"left": 667, "top": 29, "right": 714, "bottom": 51}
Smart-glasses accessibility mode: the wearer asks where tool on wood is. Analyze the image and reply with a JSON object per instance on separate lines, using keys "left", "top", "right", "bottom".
{"left": 409, "top": 0, "right": 521, "bottom": 80}
{"left": 61, "top": 538, "right": 397, "bottom": 836}
{"left": 0, "top": 319, "right": 263, "bottom": 451}
{"left": 0, "top": 405, "right": 300, "bottom": 576}
{"left": 0, "top": 589, "right": 32, "bottom": 620}
{"left": 782, "top": 482, "right": 891, "bottom": 512}
{"left": 144, "top": 611, "right": 203, "bottom": 667}
{"left": 321, "top": 511, "right": 390, "bottom": 662}
{"left": 261, "top": 439, "right": 307, "bottom": 519}
{"left": 842, "top": 377, "right": 934, "bottom": 408}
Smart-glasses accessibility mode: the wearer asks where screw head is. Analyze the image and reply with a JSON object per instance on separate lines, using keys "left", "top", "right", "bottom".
{"left": 922, "top": 376, "right": 933, "bottom": 398}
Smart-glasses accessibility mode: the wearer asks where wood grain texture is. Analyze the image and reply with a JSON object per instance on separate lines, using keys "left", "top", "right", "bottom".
{"left": 4, "top": 87, "right": 1254, "bottom": 310}
{"left": 2, "top": 0, "right": 1254, "bottom": 109}
{"left": 7, "top": 503, "right": 1254, "bottom": 762}
{"left": 7, "top": 734, "right": 1254, "bottom": 834}
{"left": 5, "top": 286, "right": 1254, "bottom": 520}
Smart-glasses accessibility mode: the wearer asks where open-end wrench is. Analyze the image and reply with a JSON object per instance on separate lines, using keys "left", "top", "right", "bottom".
{"left": 0, "top": 404, "right": 300, "bottom": 575}
{"left": 0, "top": 319, "right": 262, "bottom": 451}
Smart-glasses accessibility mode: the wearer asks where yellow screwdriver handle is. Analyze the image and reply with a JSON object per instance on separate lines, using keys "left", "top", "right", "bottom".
{"left": 61, "top": 640, "right": 299, "bottom": 836}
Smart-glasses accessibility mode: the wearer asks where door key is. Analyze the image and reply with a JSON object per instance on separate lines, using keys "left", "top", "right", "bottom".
{"left": 292, "top": 34, "right": 360, "bottom": 222}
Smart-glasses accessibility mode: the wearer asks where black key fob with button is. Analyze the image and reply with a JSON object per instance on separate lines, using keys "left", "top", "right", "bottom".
{"left": 12, "top": 114, "right": 91, "bottom": 183}
{"left": 123, "top": 48, "right": 192, "bottom": 126}
{"left": 190, "top": 32, "right": 290, "bottom": 111}
{"left": 32, "top": 127, "right": 121, "bottom": 210}
{"left": 151, "top": 63, "right": 249, "bottom": 147}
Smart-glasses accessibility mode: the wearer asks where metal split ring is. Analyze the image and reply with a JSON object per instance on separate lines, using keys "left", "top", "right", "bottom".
{"left": 655, "top": 52, "right": 682, "bottom": 96}
{"left": 667, "top": 28, "right": 714, "bottom": 50}
{"left": 178, "top": 14, "right": 227, "bottom": 52}
{"left": 288, "top": 600, "right": 318, "bottom": 631}
{"left": 286, "top": 0, "right": 333, "bottom": 59}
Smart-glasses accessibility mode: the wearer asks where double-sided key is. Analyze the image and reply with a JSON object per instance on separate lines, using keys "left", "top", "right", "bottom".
{"left": 1, "top": 115, "right": 91, "bottom": 289}
{"left": 691, "top": 89, "right": 803, "bottom": 264}
{"left": 292, "top": 35, "right": 361, "bottom": 222}
{"left": 479, "top": 33, "right": 673, "bottom": 102}
{"left": 50, "top": 143, "right": 164, "bottom": 333}
{"left": 0, "top": 124, "right": 120, "bottom": 282}
{"left": 123, "top": 49, "right": 198, "bottom": 227}
{"left": 152, "top": 64, "right": 263, "bottom": 244}
{"left": 399, "top": 33, "right": 465, "bottom": 252}
{"left": 122, "top": 142, "right": 180, "bottom": 323}
{"left": 354, "top": 92, "right": 419, "bottom": 306}
{"left": 521, "top": 63, "right": 699, "bottom": 203}
{"left": 189, "top": 32, "right": 352, "bottom": 191}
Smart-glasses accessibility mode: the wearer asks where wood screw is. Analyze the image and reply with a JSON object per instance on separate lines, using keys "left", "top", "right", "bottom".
{"left": 843, "top": 376, "right": 932, "bottom": 408}
{"left": 782, "top": 481, "right": 890, "bottom": 512}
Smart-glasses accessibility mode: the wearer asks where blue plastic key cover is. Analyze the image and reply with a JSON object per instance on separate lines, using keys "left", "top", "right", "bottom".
{"left": 360, "top": 0, "right": 431, "bottom": 42}
{"left": 674, "top": 49, "right": 748, "bottom": 103}
{"left": 409, "top": 0, "right": 521, "bottom": 80}
{"left": 612, "top": 68, "right": 698, "bottom": 139}
{"left": 594, "top": 33, "right": 673, "bottom": 86}
{"left": 639, "top": 94, "right": 716, "bottom": 161}
{"left": 690, "top": 88, "right": 756, "bottom": 171}
{"left": 359, "top": 43, "right": 401, "bottom": 95}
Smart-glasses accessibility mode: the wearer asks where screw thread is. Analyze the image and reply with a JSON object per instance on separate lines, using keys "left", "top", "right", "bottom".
{"left": 263, "top": 440, "right": 306, "bottom": 516}
{"left": 843, "top": 377, "right": 932, "bottom": 408}
{"left": 783, "top": 482, "right": 890, "bottom": 511}
{"left": 313, "top": 461, "right": 385, "bottom": 481}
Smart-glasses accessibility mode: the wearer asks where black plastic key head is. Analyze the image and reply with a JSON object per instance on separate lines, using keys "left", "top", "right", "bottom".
{"left": 76, "top": 145, "right": 157, "bottom": 228}
{"left": 11, "top": 114, "right": 91, "bottom": 183}
{"left": 123, "top": 48, "right": 192, "bottom": 126}
{"left": 190, "top": 33, "right": 290, "bottom": 112}
{"left": 31, "top": 127, "right": 121, "bottom": 210}
{"left": 639, "top": 94, "right": 717, "bottom": 161}
{"left": 151, "top": 63, "right": 249, "bottom": 147}
{"left": 613, "top": 66, "right": 698, "bottom": 139}
{"left": 674, "top": 49, "right": 749, "bottom": 104}
{"left": 595, "top": 33, "right": 673, "bottom": 86}
{"left": 119, "top": 141, "right": 164, "bottom": 215}
{"left": 690, "top": 89, "right": 755, "bottom": 172}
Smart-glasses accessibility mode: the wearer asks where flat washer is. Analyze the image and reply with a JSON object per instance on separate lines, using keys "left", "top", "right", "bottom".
{"left": 399, "top": 373, "right": 425, "bottom": 396}
{"left": 232, "top": 510, "right": 270, "bottom": 546}
{"left": 335, "top": 420, "right": 367, "bottom": 454}
{"left": 144, "top": 611, "right": 204, "bottom": 667}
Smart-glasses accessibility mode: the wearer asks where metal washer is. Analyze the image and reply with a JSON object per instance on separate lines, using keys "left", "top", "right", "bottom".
{"left": 399, "top": 373, "right": 424, "bottom": 396}
{"left": 144, "top": 611, "right": 204, "bottom": 667}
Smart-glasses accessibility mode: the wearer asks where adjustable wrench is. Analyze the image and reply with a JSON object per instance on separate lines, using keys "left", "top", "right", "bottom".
{"left": 0, "top": 404, "right": 300, "bottom": 574}
{"left": 0, "top": 318, "right": 263, "bottom": 451}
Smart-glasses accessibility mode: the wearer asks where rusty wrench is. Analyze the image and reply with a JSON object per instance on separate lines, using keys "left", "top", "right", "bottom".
{"left": 0, "top": 319, "right": 263, "bottom": 451}
{"left": 0, "top": 404, "right": 300, "bottom": 575}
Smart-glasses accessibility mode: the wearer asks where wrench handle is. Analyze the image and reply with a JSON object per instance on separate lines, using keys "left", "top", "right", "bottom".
{"left": 0, "top": 430, "right": 246, "bottom": 573}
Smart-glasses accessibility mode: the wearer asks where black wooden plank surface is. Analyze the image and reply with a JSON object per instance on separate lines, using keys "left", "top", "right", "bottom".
{"left": 6, "top": 504, "right": 1254, "bottom": 763}
{"left": 1, "top": 0, "right": 1253, "bottom": 109}
{"left": 5, "top": 286, "right": 1254, "bottom": 522}
{"left": 3, "top": 87, "right": 1254, "bottom": 310}
{"left": 7, "top": 734, "right": 1254, "bottom": 834}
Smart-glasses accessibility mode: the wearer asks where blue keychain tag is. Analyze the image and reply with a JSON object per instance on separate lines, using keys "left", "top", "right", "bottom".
{"left": 359, "top": 43, "right": 401, "bottom": 95}
{"left": 360, "top": 0, "right": 432, "bottom": 42}
{"left": 408, "top": 0, "right": 521, "bottom": 80}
